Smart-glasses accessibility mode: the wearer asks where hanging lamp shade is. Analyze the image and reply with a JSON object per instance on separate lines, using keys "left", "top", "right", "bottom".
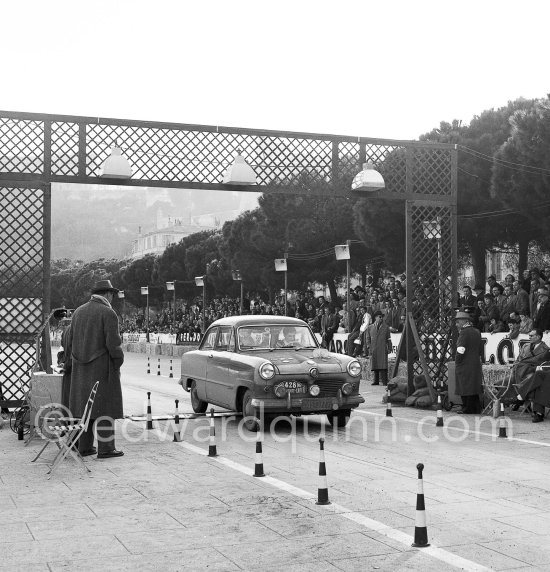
{"left": 99, "top": 146, "right": 133, "bottom": 178}
{"left": 351, "top": 162, "right": 385, "bottom": 191}
{"left": 222, "top": 152, "right": 257, "bottom": 185}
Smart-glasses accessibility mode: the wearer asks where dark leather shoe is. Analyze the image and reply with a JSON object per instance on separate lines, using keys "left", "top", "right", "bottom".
{"left": 511, "top": 401, "right": 523, "bottom": 411}
{"left": 97, "top": 449, "right": 124, "bottom": 459}
{"left": 371, "top": 382, "right": 379, "bottom": 386}
{"left": 532, "top": 414, "right": 544, "bottom": 423}
{"left": 80, "top": 448, "right": 97, "bottom": 457}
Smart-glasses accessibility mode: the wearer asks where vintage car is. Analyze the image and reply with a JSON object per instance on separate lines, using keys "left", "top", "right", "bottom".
{"left": 179, "top": 315, "right": 364, "bottom": 430}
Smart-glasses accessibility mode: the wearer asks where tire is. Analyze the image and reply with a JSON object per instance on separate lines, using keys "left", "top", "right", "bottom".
{"left": 327, "top": 409, "right": 351, "bottom": 428}
{"left": 241, "top": 390, "right": 259, "bottom": 432}
{"left": 190, "top": 380, "right": 208, "bottom": 414}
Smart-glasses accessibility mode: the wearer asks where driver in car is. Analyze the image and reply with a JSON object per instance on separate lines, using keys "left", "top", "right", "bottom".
{"left": 276, "top": 326, "right": 301, "bottom": 348}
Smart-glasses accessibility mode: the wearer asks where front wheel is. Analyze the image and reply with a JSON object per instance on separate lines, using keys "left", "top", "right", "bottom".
{"left": 190, "top": 380, "right": 208, "bottom": 414}
{"left": 327, "top": 409, "right": 351, "bottom": 428}
{"left": 242, "top": 390, "right": 260, "bottom": 432}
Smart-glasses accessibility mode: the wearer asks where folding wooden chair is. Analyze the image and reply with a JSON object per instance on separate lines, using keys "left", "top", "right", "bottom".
{"left": 32, "top": 381, "right": 99, "bottom": 479}
{"left": 482, "top": 368, "right": 513, "bottom": 416}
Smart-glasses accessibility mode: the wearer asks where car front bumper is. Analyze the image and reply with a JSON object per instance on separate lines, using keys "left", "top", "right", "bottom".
{"left": 250, "top": 394, "right": 364, "bottom": 413}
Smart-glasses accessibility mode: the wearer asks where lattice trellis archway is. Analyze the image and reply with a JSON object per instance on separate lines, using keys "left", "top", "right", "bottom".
{"left": 0, "top": 110, "right": 457, "bottom": 407}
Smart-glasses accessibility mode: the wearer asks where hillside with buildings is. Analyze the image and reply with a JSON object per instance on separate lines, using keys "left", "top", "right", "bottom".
{"left": 51, "top": 183, "right": 260, "bottom": 261}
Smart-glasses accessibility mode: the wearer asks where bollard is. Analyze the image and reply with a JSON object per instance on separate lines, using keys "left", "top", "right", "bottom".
{"left": 316, "top": 438, "right": 331, "bottom": 505}
{"left": 147, "top": 356, "right": 150, "bottom": 374}
{"left": 385, "top": 387, "right": 393, "bottom": 417}
{"left": 169, "top": 359, "right": 174, "bottom": 378}
{"left": 411, "top": 463, "right": 430, "bottom": 547}
{"left": 253, "top": 431, "right": 265, "bottom": 477}
{"left": 208, "top": 408, "right": 218, "bottom": 457}
{"left": 157, "top": 358, "right": 161, "bottom": 376}
{"left": 436, "top": 394, "right": 444, "bottom": 427}
{"left": 173, "top": 399, "right": 181, "bottom": 442}
{"left": 146, "top": 392, "right": 154, "bottom": 430}
{"left": 498, "top": 402, "right": 507, "bottom": 438}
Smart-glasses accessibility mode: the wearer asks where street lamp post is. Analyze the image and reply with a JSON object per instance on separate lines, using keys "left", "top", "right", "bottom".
{"left": 117, "top": 290, "right": 125, "bottom": 322}
{"left": 166, "top": 281, "right": 176, "bottom": 328}
{"left": 195, "top": 276, "right": 206, "bottom": 334}
{"left": 232, "top": 270, "right": 243, "bottom": 315}
{"left": 141, "top": 286, "right": 149, "bottom": 342}
{"left": 274, "top": 256, "right": 288, "bottom": 316}
{"left": 335, "top": 241, "right": 351, "bottom": 331}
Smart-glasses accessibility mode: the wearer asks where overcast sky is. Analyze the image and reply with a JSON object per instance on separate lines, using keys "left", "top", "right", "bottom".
{"left": 3, "top": 0, "right": 549, "bottom": 141}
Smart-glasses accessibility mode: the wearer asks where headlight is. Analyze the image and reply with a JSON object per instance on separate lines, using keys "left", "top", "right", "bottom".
{"left": 347, "top": 360, "right": 362, "bottom": 377}
{"left": 309, "top": 384, "right": 320, "bottom": 396}
{"left": 342, "top": 382, "right": 354, "bottom": 395}
{"left": 259, "top": 362, "right": 275, "bottom": 380}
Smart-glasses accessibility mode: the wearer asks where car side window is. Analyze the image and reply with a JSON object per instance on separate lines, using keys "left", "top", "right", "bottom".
{"left": 200, "top": 328, "right": 218, "bottom": 350}
{"left": 216, "top": 326, "right": 233, "bottom": 351}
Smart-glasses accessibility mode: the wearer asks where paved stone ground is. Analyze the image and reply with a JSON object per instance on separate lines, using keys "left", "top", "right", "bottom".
{"left": 1, "top": 382, "right": 550, "bottom": 571}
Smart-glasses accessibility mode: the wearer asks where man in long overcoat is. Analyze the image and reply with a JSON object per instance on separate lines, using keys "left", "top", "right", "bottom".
{"left": 365, "top": 311, "right": 392, "bottom": 385}
{"left": 454, "top": 310, "right": 483, "bottom": 414}
{"left": 67, "top": 279, "right": 124, "bottom": 458}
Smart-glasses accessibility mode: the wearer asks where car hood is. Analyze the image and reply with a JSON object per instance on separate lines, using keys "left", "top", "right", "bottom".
{"left": 259, "top": 350, "right": 347, "bottom": 374}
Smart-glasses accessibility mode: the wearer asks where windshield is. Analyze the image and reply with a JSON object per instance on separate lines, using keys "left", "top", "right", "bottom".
{"left": 237, "top": 325, "right": 318, "bottom": 350}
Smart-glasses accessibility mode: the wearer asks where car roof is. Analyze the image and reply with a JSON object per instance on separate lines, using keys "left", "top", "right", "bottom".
{"left": 208, "top": 315, "right": 308, "bottom": 329}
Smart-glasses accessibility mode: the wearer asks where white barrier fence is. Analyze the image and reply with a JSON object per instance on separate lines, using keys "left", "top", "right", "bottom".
{"left": 115, "top": 331, "right": 546, "bottom": 366}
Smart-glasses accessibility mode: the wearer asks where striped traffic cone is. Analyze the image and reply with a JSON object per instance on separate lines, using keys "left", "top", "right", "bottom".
{"left": 386, "top": 387, "right": 393, "bottom": 417}
{"left": 173, "top": 399, "right": 181, "bottom": 442}
{"left": 208, "top": 408, "right": 218, "bottom": 457}
{"left": 146, "top": 391, "right": 154, "bottom": 430}
{"left": 411, "top": 463, "right": 430, "bottom": 547}
{"left": 253, "top": 431, "right": 265, "bottom": 477}
{"left": 147, "top": 356, "right": 150, "bottom": 374}
{"left": 316, "top": 438, "right": 331, "bottom": 505}
{"left": 498, "top": 402, "right": 507, "bottom": 438}
{"left": 436, "top": 394, "right": 444, "bottom": 427}
{"left": 169, "top": 359, "right": 174, "bottom": 378}
{"left": 157, "top": 358, "right": 161, "bottom": 376}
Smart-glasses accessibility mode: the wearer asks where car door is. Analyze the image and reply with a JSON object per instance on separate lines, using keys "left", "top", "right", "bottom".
{"left": 205, "top": 326, "right": 235, "bottom": 408}
{"left": 193, "top": 327, "right": 218, "bottom": 402}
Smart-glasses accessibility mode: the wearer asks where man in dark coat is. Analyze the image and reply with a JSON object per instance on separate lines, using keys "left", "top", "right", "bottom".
{"left": 67, "top": 279, "right": 125, "bottom": 458}
{"left": 454, "top": 310, "right": 483, "bottom": 414}
{"left": 533, "top": 288, "right": 550, "bottom": 332}
{"left": 365, "top": 311, "right": 391, "bottom": 386}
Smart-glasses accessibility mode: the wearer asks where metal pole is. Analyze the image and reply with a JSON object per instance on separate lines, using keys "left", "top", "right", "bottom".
{"left": 173, "top": 287, "right": 176, "bottom": 329}
{"left": 202, "top": 284, "right": 206, "bottom": 334}
{"left": 346, "top": 239, "right": 351, "bottom": 332}
{"left": 240, "top": 281, "right": 244, "bottom": 315}
{"left": 146, "top": 291, "right": 150, "bottom": 342}
{"left": 284, "top": 252, "right": 288, "bottom": 316}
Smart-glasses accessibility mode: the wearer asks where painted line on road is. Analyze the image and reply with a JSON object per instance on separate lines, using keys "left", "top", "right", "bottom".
{"left": 175, "top": 439, "right": 491, "bottom": 572}
{"left": 354, "top": 409, "right": 550, "bottom": 447}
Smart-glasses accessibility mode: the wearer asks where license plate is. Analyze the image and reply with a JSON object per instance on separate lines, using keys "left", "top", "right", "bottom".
{"left": 277, "top": 381, "right": 306, "bottom": 394}
{"left": 301, "top": 398, "right": 335, "bottom": 411}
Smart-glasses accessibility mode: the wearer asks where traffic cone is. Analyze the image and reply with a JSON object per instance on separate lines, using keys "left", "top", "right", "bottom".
{"left": 411, "top": 463, "right": 430, "bottom": 547}
{"left": 147, "top": 356, "right": 150, "bottom": 374}
{"left": 208, "top": 408, "right": 218, "bottom": 457}
{"left": 385, "top": 387, "right": 393, "bottom": 417}
{"left": 169, "top": 359, "right": 174, "bottom": 378}
{"left": 253, "top": 431, "right": 265, "bottom": 477}
{"left": 146, "top": 391, "right": 154, "bottom": 430}
{"left": 316, "top": 438, "right": 331, "bottom": 505}
{"left": 436, "top": 394, "right": 444, "bottom": 427}
{"left": 498, "top": 402, "right": 507, "bottom": 438}
{"left": 157, "top": 358, "right": 161, "bottom": 376}
{"left": 173, "top": 399, "right": 181, "bottom": 442}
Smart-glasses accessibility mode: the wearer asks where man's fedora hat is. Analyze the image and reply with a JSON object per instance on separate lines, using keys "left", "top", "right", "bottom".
{"left": 454, "top": 311, "right": 471, "bottom": 320}
{"left": 91, "top": 279, "right": 119, "bottom": 294}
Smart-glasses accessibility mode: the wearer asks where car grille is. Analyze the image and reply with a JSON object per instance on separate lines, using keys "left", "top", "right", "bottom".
{"left": 316, "top": 380, "right": 344, "bottom": 397}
